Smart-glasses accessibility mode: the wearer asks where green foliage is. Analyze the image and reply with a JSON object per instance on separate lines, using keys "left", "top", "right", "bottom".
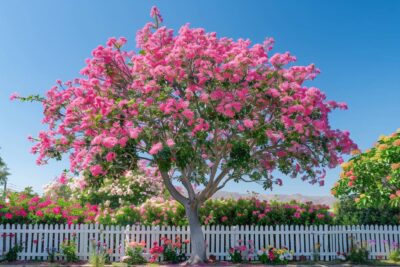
{"left": 5, "top": 243, "right": 23, "bottom": 262}
{"left": 347, "top": 240, "right": 369, "bottom": 264}
{"left": 334, "top": 196, "right": 400, "bottom": 225}
{"left": 228, "top": 140, "right": 251, "bottom": 169}
{"left": 228, "top": 249, "right": 243, "bottom": 263}
{"left": 162, "top": 244, "right": 187, "bottom": 263}
{"left": 0, "top": 148, "right": 10, "bottom": 187}
{"left": 46, "top": 248, "right": 58, "bottom": 263}
{"left": 89, "top": 238, "right": 111, "bottom": 267}
{"left": 89, "top": 253, "right": 106, "bottom": 267}
{"left": 389, "top": 249, "right": 400, "bottom": 262}
{"left": 123, "top": 245, "right": 146, "bottom": 265}
{"left": 60, "top": 236, "right": 78, "bottom": 262}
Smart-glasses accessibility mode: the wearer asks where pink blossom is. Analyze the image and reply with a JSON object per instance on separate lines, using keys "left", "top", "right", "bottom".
{"left": 166, "top": 139, "right": 175, "bottom": 147}
{"left": 5, "top": 213, "right": 13, "bottom": 219}
{"left": 243, "top": 119, "right": 255, "bottom": 129}
{"left": 9, "top": 92, "right": 19, "bottom": 100}
{"left": 128, "top": 127, "right": 141, "bottom": 139}
{"left": 150, "top": 6, "right": 163, "bottom": 23}
{"left": 90, "top": 165, "right": 104, "bottom": 177}
{"left": 102, "top": 137, "right": 118, "bottom": 149}
{"left": 36, "top": 210, "right": 44, "bottom": 217}
{"left": 53, "top": 207, "right": 61, "bottom": 215}
{"left": 106, "top": 152, "right": 116, "bottom": 162}
{"left": 149, "top": 142, "right": 163, "bottom": 155}
{"left": 182, "top": 109, "right": 194, "bottom": 120}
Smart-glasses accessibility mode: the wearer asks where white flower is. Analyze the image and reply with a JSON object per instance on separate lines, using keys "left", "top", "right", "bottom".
{"left": 121, "top": 255, "right": 131, "bottom": 262}
{"left": 285, "top": 253, "right": 293, "bottom": 260}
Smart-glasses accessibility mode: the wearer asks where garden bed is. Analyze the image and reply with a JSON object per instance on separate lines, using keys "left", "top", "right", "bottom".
{"left": 2, "top": 261, "right": 400, "bottom": 267}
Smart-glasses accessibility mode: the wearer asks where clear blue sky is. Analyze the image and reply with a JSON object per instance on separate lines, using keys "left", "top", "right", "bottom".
{"left": 0, "top": 0, "right": 399, "bottom": 195}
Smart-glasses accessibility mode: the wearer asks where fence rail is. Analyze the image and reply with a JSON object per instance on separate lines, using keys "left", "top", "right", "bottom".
{"left": 1, "top": 224, "right": 399, "bottom": 261}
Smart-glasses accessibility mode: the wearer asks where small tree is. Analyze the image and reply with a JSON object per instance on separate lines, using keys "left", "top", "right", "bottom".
{"left": 332, "top": 129, "right": 400, "bottom": 207}
{"left": 0, "top": 148, "right": 10, "bottom": 199}
{"left": 18, "top": 7, "right": 356, "bottom": 263}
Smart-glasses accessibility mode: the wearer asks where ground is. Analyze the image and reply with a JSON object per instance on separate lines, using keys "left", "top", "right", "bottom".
{"left": 1, "top": 261, "right": 400, "bottom": 267}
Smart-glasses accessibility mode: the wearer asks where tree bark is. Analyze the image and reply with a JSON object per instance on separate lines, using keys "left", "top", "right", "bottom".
{"left": 184, "top": 202, "right": 207, "bottom": 264}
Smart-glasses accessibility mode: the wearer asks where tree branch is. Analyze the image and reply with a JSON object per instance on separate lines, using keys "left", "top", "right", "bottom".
{"left": 160, "top": 171, "right": 188, "bottom": 205}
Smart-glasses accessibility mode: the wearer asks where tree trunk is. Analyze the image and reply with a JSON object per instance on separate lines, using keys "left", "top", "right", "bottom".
{"left": 184, "top": 203, "right": 207, "bottom": 264}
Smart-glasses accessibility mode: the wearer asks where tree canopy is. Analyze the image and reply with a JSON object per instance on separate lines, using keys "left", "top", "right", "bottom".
{"left": 18, "top": 6, "right": 356, "bottom": 263}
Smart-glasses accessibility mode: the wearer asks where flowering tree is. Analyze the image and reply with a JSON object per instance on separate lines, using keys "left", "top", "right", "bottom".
{"left": 332, "top": 129, "right": 400, "bottom": 207}
{"left": 18, "top": 7, "right": 356, "bottom": 263}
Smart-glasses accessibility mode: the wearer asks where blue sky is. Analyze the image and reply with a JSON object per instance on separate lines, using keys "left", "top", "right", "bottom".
{"left": 0, "top": 0, "right": 399, "bottom": 195}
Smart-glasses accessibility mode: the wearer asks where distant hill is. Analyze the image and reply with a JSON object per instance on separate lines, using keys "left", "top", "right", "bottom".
{"left": 212, "top": 191, "right": 336, "bottom": 207}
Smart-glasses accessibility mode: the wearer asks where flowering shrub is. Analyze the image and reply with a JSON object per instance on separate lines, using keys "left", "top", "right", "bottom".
{"left": 347, "top": 240, "right": 369, "bottom": 264}
{"left": 0, "top": 191, "right": 98, "bottom": 225}
{"left": 258, "top": 246, "right": 293, "bottom": 264}
{"left": 229, "top": 239, "right": 254, "bottom": 263}
{"left": 122, "top": 240, "right": 146, "bottom": 265}
{"left": 148, "top": 236, "right": 189, "bottom": 263}
{"left": 148, "top": 242, "right": 164, "bottom": 263}
{"left": 200, "top": 197, "right": 333, "bottom": 226}
{"left": 1, "top": 192, "right": 334, "bottom": 225}
{"left": 43, "top": 170, "right": 162, "bottom": 209}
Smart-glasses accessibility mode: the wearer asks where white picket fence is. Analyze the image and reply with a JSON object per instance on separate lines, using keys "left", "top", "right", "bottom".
{"left": 1, "top": 224, "right": 400, "bottom": 262}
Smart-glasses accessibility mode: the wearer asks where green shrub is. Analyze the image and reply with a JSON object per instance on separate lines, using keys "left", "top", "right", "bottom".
{"left": 347, "top": 240, "right": 369, "bottom": 264}
{"left": 389, "top": 249, "right": 400, "bottom": 262}
{"left": 334, "top": 196, "right": 400, "bottom": 225}
{"left": 5, "top": 243, "right": 23, "bottom": 262}
{"left": 60, "top": 236, "right": 78, "bottom": 262}
{"left": 122, "top": 242, "right": 146, "bottom": 265}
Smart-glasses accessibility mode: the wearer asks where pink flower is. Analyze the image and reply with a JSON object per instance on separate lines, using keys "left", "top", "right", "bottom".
{"left": 317, "top": 213, "right": 325, "bottom": 219}
{"left": 9, "top": 92, "right": 19, "bottom": 100}
{"left": 105, "top": 152, "right": 116, "bottom": 162}
{"left": 243, "top": 119, "right": 255, "bottom": 129}
{"left": 166, "top": 139, "right": 175, "bottom": 147}
{"left": 128, "top": 127, "right": 141, "bottom": 139}
{"left": 150, "top": 6, "right": 163, "bottom": 23}
{"left": 58, "top": 173, "right": 68, "bottom": 185}
{"left": 149, "top": 142, "right": 163, "bottom": 155}
{"left": 36, "top": 210, "right": 44, "bottom": 217}
{"left": 221, "top": 216, "right": 228, "bottom": 222}
{"left": 182, "top": 109, "right": 194, "bottom": 120}
{"left": 5, "top": 213, "right": 13, "bottom": 219}
{"left": 102, "top": 137, "right": 118, "bottom": 149}
{"left": 90, "top": 165, "right": 104, "bottom": 177}
{"left": 53, "top": 207, "right": 61, "bottom": 215}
